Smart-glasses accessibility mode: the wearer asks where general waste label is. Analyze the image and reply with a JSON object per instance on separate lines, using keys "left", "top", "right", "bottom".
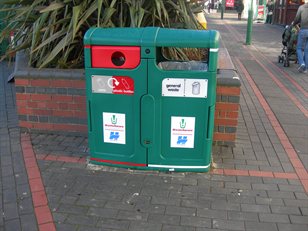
{"left": 162, "top": 78, "right": 207, "bottom": 98}
{"left": 103, "top": 112, "right": 126, "bottom": 144}
{"left": 170, "top": 116, "right": 195, "bottom": 148}
{"left": 92, "top": 75, "right": 134, "bottom": 95}
{"left": 162, "top": 78, "right": 185, "bottom": 97}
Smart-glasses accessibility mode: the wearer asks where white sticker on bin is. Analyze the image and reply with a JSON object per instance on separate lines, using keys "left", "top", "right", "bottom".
{"left": 162, "top": 78, "right": 208, "bottom": 98}
{"left": 103, "top": 112, "right": 126, "bottom": 144}
{"left": 170, "top": 116, "right": 195, "bottom": 149}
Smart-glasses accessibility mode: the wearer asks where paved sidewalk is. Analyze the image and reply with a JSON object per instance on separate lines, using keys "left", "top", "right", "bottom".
{"left": 0, "top": 63, "right": 38, "bottom": 230}
{"left": 0, "top": 12, "right": 308, "bottom": 231}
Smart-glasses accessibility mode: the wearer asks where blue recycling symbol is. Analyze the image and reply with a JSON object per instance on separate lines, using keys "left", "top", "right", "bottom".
{"left": 109, "top": 132, "right": 120, "bottom": 141}
{"left": 177, "top": 136, "right": 188, "bottom": 145}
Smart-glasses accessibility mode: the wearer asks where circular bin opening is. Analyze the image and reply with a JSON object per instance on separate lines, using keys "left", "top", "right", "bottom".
{"left": 111, "top": 51, "right": 126, "bottom": 66}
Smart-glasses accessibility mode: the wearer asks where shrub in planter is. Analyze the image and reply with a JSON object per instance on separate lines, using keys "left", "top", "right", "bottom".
{"left": 0, "top": 0, "right": 204, "bottom": 68}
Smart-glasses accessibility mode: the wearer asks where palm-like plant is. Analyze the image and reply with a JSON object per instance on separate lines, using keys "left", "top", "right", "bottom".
{"left": 0, "top": 0, "right": 203, "bottom": 68}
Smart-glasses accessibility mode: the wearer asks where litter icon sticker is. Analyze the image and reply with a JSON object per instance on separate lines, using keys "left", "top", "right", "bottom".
{"left": 103, "top": 112, "right": 126, "bottom": 144}
{"left": 170, "top": 116, "right": 195, "bottom": 148}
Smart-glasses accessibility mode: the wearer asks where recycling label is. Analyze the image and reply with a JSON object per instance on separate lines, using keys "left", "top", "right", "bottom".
{"left": 103, "top": 112, "right": 126, "bottom": 144}
{"left": 92, "top": 75, "right": 134, "bottom": 95}
{"left": 170, "top": 116, "right": 195, "bottom": 148}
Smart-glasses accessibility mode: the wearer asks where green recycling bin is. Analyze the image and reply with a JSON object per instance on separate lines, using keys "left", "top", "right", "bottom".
{"left": 84, "top": 27, "right": 219, "bottom": 172}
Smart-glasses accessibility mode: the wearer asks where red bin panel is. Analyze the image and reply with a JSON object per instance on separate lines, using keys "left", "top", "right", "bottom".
{"left": 91, "top": 46, "right": 140, "bottom": 69}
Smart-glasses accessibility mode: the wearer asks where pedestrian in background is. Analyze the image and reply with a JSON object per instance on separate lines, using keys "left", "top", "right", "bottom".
{"left": 236, "top": 0, "right": 244, "bottom": 20}
{"left": 293, "top": 0, "right": 308, "bottom": 73}
{"left": 207, "top": 1, "right": 211, "bottom": 14}
{"left": 266, "top": 0, "right": 274, "bottom": 24}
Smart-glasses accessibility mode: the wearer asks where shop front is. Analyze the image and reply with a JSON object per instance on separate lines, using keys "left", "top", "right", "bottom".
{"left": 273, "top": 0, "right": 302, "bottom": 25}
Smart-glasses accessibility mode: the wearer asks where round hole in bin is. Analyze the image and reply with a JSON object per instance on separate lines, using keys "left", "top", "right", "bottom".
{"left": 111, "top": 51, "right": 126, "bottom": 66}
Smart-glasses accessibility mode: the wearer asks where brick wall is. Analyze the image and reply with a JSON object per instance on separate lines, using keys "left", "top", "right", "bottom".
{"left": 214, "top": 48, "right": 241, "bottom": 146}
{"left": 15, "top": 73, "right": 87, "bottom": 135}
{"left": 213, "top": 84, "right": 240, "bottom": 146}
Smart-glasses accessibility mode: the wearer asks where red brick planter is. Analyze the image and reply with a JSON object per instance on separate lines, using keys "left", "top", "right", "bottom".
{"left": 14, "top": 69, "right": 87, "bottom": 135}
{"left": 214, "top": 70, "right": 241, "bottom": 146}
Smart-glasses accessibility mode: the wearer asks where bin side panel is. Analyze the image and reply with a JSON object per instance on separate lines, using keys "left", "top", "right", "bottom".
{"left": 147, "top": 60, "right": 217, "bottom": 171}
{"left": 85, "top": 61, "right": 147, "bottom": 166}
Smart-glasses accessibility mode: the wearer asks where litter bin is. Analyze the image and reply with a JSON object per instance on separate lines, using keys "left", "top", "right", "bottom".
{"left": 84, "top": 27, "right": 219, "bottom": 172}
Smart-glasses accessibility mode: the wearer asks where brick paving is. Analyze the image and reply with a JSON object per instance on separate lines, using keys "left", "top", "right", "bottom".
{"left": 36, "top": 159, "right": 308, "bottom": 231}
{"left": 0, "top": 12, "right": 308, "bottom": 231}
{"left": 0, "top": 63, "right": 38, "bottom": 230}
{"left": 31, "top": 133, "right": 88, "bottom": 158}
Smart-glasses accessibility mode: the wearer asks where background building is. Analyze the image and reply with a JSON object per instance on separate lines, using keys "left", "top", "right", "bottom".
{"left": 273, "top": 0, "right": 302, "bottom": 25}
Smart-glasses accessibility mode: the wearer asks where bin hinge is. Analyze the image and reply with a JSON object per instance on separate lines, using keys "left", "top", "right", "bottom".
{"left": 143, "top": 140, "right": 151, "bottom": 145}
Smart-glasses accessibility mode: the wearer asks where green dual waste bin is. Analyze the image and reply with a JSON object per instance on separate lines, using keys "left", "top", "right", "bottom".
{"left": 84, "top": 27, "right": 220, "bottom": 172}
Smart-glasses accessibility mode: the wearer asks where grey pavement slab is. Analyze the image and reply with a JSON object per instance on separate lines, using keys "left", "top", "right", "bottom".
{"left": 38, "top": 158, "right": 308, "bottom": 230}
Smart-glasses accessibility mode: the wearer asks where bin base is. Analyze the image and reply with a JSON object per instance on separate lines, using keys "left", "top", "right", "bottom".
{"left": 147, "top": 164, "right": 211, "bottom": 172}
{"left": 90, "top": 157, "right": 147, "bottom": 168}
{"left": 89, "top": 157, "right": 211, "bottom": 172}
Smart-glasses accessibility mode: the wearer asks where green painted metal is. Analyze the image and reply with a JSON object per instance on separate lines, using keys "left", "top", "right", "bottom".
{"left": 221, "top": 0, "right": 226, "bottom": 20}
{"left": 84, "top": 27, "right": 220, "bottom": 172}
{"left": 246, "top": 0, "right": 253, "bottom": 45}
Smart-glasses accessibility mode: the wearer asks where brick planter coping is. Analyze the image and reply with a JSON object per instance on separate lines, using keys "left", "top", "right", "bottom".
{"left": 14, "top": 49, "right": 240, "bottom": 146}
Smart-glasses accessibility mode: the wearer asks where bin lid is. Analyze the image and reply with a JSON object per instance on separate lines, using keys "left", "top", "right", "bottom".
{"left": 84, "top": 27, "right": 219, "bottom": 49}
